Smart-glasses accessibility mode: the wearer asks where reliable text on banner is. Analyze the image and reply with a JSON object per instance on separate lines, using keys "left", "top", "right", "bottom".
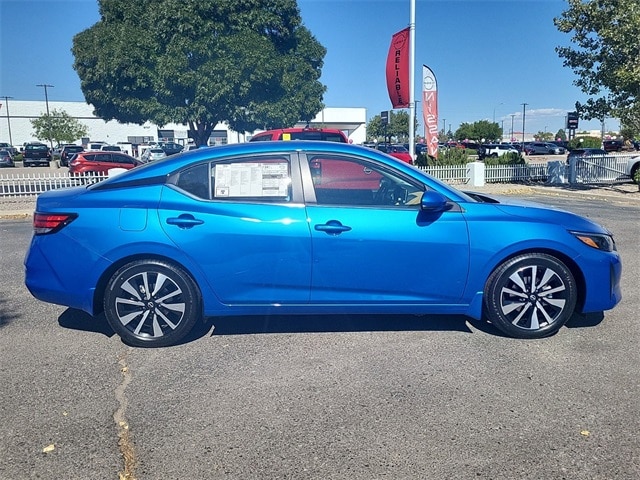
{"left": 422, "top": 65, "right": 438, "bottom": 159}
{"left": 386, "top": 28, "right": 410, "bottom": 109}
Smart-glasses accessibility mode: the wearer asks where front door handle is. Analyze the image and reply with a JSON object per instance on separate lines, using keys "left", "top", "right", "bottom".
{"left": 315, "top": 220, "right": 352, "bottom": 235}
{"left": 166, "top": 214, "right": 204, "bottom": 229}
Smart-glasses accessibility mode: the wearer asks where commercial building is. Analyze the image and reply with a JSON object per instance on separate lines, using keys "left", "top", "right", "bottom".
{"left": 0, "top": 100, "right": 367, "bottom": 150}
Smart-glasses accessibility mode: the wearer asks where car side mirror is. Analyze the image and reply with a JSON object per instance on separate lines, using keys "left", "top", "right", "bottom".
{"left": 420, "top": 190, "right": 449, "bottom": 212}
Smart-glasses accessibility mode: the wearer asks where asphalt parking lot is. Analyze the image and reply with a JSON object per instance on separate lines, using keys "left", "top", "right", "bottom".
{"left": 1, "top": 190, "right": 639, "bottom": 479}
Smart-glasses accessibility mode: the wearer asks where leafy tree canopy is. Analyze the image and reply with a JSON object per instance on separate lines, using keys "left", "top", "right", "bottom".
{"left": 72, "top": 0, "right": 327, "bottom": 145}
{"left": 555, "top": 0, "right": 640, "bottom": 126}
{"left": 454, "top": 120, "right": 502, "bottom": 142}
{"left": 366, "top": 110, "right": 416, "bottom": 142}
{"left": 31, "top": 109, "right": 89, "bottom": 146}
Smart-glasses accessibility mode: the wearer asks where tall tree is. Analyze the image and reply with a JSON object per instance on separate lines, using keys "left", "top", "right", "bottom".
{"left": 72, "top": 0, "right": 326, "bottom": 146}
{"left": 454, "top": 120, "right": 501, "bottom": 142}
{"left": 30, "top": 109, "right": 89, "bottom": 146}
{"left": 555, "top": 0, "right": 640, "bottom": 124}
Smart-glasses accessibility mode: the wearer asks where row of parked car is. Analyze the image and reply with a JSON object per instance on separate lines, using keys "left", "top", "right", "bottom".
{"left": 0, "top": 140, "right": 188, "bottom": 173}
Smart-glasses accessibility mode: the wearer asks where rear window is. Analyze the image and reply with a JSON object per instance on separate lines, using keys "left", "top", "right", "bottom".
{"left": 286, "top": 131, "right": 346, "bottom": 142}
{"left": 26, "top": 145, "right": 48, "bottom": 151}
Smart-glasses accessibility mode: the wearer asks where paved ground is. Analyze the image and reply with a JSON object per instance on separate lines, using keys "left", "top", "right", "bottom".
{"left": 1, "top": 181, "right": 638, "bottom": 220}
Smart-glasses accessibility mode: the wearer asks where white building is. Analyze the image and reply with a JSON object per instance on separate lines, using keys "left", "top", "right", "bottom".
{"left": 0, "top": 100, "right": 367, "bottom": 151}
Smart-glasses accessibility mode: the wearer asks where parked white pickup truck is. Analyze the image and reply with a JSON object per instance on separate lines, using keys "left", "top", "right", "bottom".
{"left": 478, "top": 144, "right": 519, "bottom": 160}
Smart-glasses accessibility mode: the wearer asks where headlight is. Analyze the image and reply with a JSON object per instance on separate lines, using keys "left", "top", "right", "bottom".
{"left": 570, "top": 231, "right": 616, "bottom": 252}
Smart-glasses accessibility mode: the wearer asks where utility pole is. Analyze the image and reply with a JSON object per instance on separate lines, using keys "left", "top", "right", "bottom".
{"left": 0, "top": 95, "right": 13, "bottom": 145}
{"left": 36, "top": 84, "right": 54, "bottom": 149}
{"left": 521, "top": 103, "right": 528, "bottom": 152}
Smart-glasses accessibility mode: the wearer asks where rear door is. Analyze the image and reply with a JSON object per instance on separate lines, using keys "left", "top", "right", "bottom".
{"left": 159, "top": 154, "right": 312, "bottom": 304}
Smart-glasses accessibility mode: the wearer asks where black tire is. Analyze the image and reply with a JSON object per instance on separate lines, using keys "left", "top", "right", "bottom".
{"left": 484, "top": 253, "right": 577, "bottom": 339}
{"left": 104, "top": 260, "right": 201, "bottom": 347}
{"left": 630, "top": 164, "right": 640, "bottom": 184}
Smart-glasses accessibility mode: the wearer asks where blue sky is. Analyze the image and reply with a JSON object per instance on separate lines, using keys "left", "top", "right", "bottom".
{"left": 0, "top": 0, "right": 614, "bottom": 137}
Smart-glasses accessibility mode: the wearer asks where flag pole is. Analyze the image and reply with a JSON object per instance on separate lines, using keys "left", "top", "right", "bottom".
{"left": 409, "top": 0, "right": 416, "bottom": 161}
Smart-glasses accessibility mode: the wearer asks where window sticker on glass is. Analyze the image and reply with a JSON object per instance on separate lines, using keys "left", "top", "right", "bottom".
{"left": 214, "top": 162, "right": 289, "bottom": 197}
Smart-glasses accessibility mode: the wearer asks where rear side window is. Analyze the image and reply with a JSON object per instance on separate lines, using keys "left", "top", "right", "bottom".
{"left": 171, "top": 156, "right": 292, "bottom": 202}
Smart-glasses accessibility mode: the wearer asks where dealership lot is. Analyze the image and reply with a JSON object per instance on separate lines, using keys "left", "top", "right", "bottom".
{"left": 1, "top": 194, "right": 639, "bottom": 479}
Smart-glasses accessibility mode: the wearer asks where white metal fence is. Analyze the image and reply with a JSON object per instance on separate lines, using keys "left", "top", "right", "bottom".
{"left": 0, "top": 158, "right": 633, "bottom": 197}
{"left": 0, "top": 172, "right": 108, "bottom": 197}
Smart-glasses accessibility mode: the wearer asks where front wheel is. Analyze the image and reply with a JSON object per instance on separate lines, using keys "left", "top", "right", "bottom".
{"left": 484, "top": 253, "right": 577, "bottom": 339}
{"left": 104, "top": 260, "right": 201, "bottom": 347}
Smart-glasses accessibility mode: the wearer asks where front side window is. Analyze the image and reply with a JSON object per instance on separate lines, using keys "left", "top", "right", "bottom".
{"left": 306, "top": 154, "right": 424, "bottom": 207}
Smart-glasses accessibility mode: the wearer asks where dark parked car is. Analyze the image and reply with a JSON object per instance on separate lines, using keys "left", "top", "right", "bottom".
{"left": 603, "top": 139, "right": 623, "bottom": 152}
{"left": 68, "top": 151, "right": 142, "bottom": 175}
{"left": 0, "top": 142, "right": 18, "bottom": 156}
{"left": 60, "top": 145, "right": 84, "bottom": 167}
{"left": 0, "top": 149, "right": 15, "bottom": 167}
{"left": 567, "top": 148, "right": 607, "bottom": 162}
{"left": 23, "top": 143, "right": 51, "bottom": 167}
{"left": 161, "top": 142, "right": 184, "bottom": 156}
{"left": 25, "top": 141, "right": 621, "bottom": 347}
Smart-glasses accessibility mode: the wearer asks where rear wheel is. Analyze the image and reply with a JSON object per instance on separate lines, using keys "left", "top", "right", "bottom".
{"left": 484, "top": 253, "right": 577, "bottom": 339}
{"left": 104, "top": 260, "right": 201, "bottom": 347}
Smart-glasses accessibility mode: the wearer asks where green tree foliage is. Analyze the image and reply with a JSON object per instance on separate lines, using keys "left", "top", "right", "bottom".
{"left": 30, "top": 109, "right": 89, "bottom": 146}
{"left": 555, "top": 0, "right": 640, "bottom": 124}
{"left": 534, "top": 131, "right": 554, "bottom": 141}
{"left": 454, "top": 120, "right": 502, "bottom": 142}
{"left": 366, "top": 110, "right": 414, "bottom": 142}
{"left": 568, "top": 136, "right": 602, "bottom": 149}
{"left": 72, "top": 0, "right": 326, "bottom": 145}
{"left": 555, "top": 129, "right": 566, "bottom": 141}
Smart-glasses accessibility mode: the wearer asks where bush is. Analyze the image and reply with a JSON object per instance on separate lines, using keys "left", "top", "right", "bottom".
{"left": 568, "top": 136, "right": 602, "bottom": 149}
{"left": 483, "top": 152, "right": 525, "bottom": 165}
{"left": 430, "top": 146, "right": 471, "bottom": 165}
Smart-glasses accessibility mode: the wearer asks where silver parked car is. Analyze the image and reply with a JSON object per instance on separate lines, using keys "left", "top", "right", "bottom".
{"left": 140, "top": 147, "right": 167, "bottom": 163}
{"left": 525, "top": 142, "right": 566, "bottom": 155}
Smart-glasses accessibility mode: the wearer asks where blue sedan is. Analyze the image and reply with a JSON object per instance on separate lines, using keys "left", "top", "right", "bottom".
{"left": 24, "top": 141, "right": 622, "bottom": 347}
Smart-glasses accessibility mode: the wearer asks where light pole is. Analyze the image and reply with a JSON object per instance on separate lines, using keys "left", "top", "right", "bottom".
{"left": 36, "top": 84, "right": 54, "bottom": 149}
{"left": 493, "top": 102, "right": 503, "bottom": 124}
{"left": 0, "top": 95, "right": 13, "bottom": 146}
{"left": 521, "top": 103, "right": 528, "bottom": 152}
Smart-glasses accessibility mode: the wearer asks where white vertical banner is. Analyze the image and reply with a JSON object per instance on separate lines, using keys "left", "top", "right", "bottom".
{"left": 422, "top": 65, "right": 438, "bottom": 159}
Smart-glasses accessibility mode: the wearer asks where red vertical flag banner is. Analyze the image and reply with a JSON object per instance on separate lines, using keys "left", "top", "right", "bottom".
{"left": 422, "top": 65, "right": 438, "bottom": 159}
{"left": 386, "top": 28, "right": 410, "bottom": 109}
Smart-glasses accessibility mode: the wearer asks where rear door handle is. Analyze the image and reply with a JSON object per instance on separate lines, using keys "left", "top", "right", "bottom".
{"left": 315, "top": 220, "right": 352, "bottom": 235}
{"left": 166, "top": 214, "right": 204, "bottom": 229}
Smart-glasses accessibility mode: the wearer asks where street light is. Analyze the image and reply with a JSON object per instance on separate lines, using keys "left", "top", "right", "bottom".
{"left": 0, "top": 95, "right": 13, "bottom": 146}
{"left": 36, "top": 84, "right": 54, "bottom": 149}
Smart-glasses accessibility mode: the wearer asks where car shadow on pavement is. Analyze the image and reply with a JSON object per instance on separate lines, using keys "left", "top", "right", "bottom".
{"left": 565, "top": 311, "right": 605, "bottom": 329}
{"left": 54, "top": 309, "right": 605, "bottom": 346}
{"left": 206, "top": 313, "right": 495, "bottom": 337}
{"left": 58, "top": 308, "right": 116, "bottom": 338}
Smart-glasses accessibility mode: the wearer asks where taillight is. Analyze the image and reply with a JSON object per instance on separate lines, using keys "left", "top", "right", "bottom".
{"left": 33, "top": 213, "right": 77, "bottom": 235}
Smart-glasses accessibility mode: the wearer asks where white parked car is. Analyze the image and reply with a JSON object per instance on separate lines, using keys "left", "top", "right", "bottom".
{"left": 625, "top": 156, "right": 640, "bottom": 182}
